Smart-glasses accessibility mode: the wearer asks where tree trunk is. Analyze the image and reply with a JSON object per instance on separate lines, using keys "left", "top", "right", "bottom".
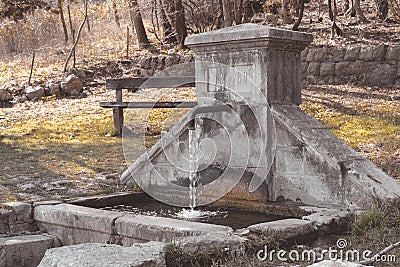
{"left": 354, "top": 0, "right": 368, "bottom": 22}
{"left": 174, "top": 0, "right": 187, "bottom": 49}
{"left": 63, "top": 0, "right": 88, "bottom": 72}
{"left": 292, "top": 0, "right": 305, "bottom": 31}
{"left": 129, "top": 0, "right": 151, "bottom": 49}
{"left": 216, "top": 0, "right": 225, "bottom": 28}
{"left": 233, "top": 0, "right": 243, "bottom": 25}
{"left": 160, "top": 0, "right": 176, "bottom": 43}
{"left": 58, "top": 0, "right": 68, "bottom": 44}
{"left": 282, "top": 0, "right": 293, "bottom": 24}
{"left": 112, "top": 0, "right": 120, "bottom": 27}
{"left": 221, "top": 0, "right": 233, "bottom": 27}
{"left": 242, "top": 0, "right": 250, "bottom": 23}
{"left": 375, "top": 0, "right": 388, "bottom": 20}
{"left": 344, "top": 0, "right": 356, "bottom": 17}
{"left": 328, "top": 0, "right": 343, "bottom": 38}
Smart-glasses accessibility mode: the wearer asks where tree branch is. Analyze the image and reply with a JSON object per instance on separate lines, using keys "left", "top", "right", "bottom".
{"left": 360, "top": 240, "right": 400, "bottom": 265}
{"left": 63, "top": 0, "right": 87, "bottom": 72}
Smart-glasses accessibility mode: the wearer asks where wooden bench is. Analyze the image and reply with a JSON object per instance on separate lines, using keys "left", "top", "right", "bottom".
{"left": 100, "top": 76, "right": 197, "bottom": 136}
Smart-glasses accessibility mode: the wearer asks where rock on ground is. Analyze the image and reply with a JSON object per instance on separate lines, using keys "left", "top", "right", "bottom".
{"left": 248, "top": 219, "right": 316, "bottom": 240}
{"left": 24, "top": 86, "right": 45, "bottom": 101}
{"left": 37, "top": 241, "right": 166, "bottom": 267}
{"left": 0, "top": 88, "right": 12, "bottom": 102}
{"left": 60, "top": 74, "right": 83, "bottom": 96}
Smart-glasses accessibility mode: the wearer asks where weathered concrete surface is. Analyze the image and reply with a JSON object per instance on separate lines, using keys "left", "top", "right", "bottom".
{"left": 121, "top": 24, "right": 311, "bottom": 208}
{"left": 307, "top": 260, "right": 369, "bottom": 267}
{"left": 120, "top": 24, "right": 400, "bottom": 210}
{"left": 38, "top": 241, "right": 166, "bottom": 267}
{"left": 116, "top": 214, "right": 233, "bottom": 245}
{"left": 187, "top": 23, "right": 312, "bottom": 106}
{"left": 0, "top": 202, "right": 38, "bottom": 236}
{"left": 34, "top": 203, "right": 121, "bottom": 245}
{"left": 272, "top": 104, "right": 400, "bottom": 209}
{"left": 34, "top": 203, "right": 232, "bottom": 246}
{"left": 247, "top": 219, "right": 316, "bottom": 239}
{"left": 0, "top": 234, "right": 59, "bottom": 267}
{"left": 174, "top": 232, "right": 247, "bottom": 255}
{"left": 301, "top": 207, "right": 351, "bottom": 228}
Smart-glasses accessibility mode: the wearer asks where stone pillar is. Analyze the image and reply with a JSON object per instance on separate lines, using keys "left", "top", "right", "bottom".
{"left": 185, "top": 23, "right": 313, "bottom": 105}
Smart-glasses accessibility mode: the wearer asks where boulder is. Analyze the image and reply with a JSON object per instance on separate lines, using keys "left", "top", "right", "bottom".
{"left": 67, "top": 68, "right": 86, "bottom": 80}
{"left": 45, "top": 81, "right": 61, "bottom": 96}
{"left": 60, "top": 74, "right": 83, "bottom": 96}
{"left": 24, "top": 86, "right": 45, "bottom": 100}
{"left": 38, "top": 242, "right": 167, "bottom": 267}
{"left": 0, "top": 88, "right": 12, "bottom": 102}
{"left": 248, "top": 219, "right": 316, "bottom": 240}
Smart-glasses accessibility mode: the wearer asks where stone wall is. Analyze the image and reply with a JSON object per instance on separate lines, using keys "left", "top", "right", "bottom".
{"left": 0, "top": 202, "right": 38, "bottom": 236}
{"left": 134, "top": 45, "right": 400, "bottom": 88}
{"left": 301, "top": 45, "right": 400, "bottom": 87}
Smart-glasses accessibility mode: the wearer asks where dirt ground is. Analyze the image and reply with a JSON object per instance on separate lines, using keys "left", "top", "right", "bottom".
{"left": 0, "top": 84, "right": 398, "bottom": 203}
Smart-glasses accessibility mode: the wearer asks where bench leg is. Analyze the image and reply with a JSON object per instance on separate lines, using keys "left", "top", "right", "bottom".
{"left": 113, "top": 107, "right": 124, "bottom": 137}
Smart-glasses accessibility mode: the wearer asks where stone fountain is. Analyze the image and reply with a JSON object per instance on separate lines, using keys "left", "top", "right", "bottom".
{"left": 121, "top": 23, "right": 400, "bottom": 210}
{"left": 2, "top": 24, "right": 400, "bottom": 267}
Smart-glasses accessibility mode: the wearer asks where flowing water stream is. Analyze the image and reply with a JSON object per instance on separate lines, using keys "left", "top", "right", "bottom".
{"left": 188, "top": 125, "right": 200, "bottom": 211}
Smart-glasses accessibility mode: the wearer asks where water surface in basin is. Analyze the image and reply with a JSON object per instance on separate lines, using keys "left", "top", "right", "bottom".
{"left": 91, "top": 197, "right": 291, "bottom": 229}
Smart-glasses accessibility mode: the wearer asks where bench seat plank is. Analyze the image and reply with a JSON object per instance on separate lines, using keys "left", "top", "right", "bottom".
{"left": 99, "top": 101, "right": 198, "bottom": 109}
{"left": 106, "top": 76, "right": 196, "bottom": 90}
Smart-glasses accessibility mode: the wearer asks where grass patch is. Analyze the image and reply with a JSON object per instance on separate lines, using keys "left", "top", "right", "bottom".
{"left": 301, "top": 85, "right": 400, "bottom": 180}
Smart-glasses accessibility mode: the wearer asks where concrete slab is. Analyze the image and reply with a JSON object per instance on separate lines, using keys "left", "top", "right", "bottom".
{"left": 302, "top": 209, "right": 351, "bottom": 228}
{"left": 174, "top": 232, "right": 247, "bottom": 255}
{"left": 248, "top": 219, "right": 316, "bottom": 240}
{"left": 38, "top": 241, "right": 166, "bottom": 267}
{"left": 34, "top": 204, "right": 121, "bottom": 245}
{"left": 116, "top": 214, "right": 233, "bottom": 244}
{"left": 0, "top": 234, "right": 58, "bottom": 267}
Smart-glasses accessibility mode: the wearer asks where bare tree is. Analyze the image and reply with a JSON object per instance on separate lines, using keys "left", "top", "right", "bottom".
{"left": 175, "top": 0, "right": 187, "bottom": 48}
{"left": 354, "top": 0, "right": 368, "bottom": 22}
{"left": 375, "top": 0, "right": 388, "bottom": 20}
{"left": 293, "top": 0, "right": 305, "bottom": 30}
{"left": 63, "top": 0, "right": 88, "bottom": 72}
{"left": 328, "top": 0, "right": 343, "bottom": 38}
{"left": 161, "top": 0, "right": 187, "bottom": 48}
{"left": 282, "top": 0, "right": 293, "bottom": 23}
{"left": 159, "top": 0, "right": 176, "bottom": 43}
{"left": 221, "top": 0, "right": 233, "bottom": 26}
{"left": 129, "top": 0, "right": 151, "bottom": 49}
{"left": 112, "top": 0, "right": 120, "bottom": 27}
{"left": 58, "top": 0, "right": 68, "bottom": 44}
{"left": 233, "top": 0, "right": 243, "bottom": 24}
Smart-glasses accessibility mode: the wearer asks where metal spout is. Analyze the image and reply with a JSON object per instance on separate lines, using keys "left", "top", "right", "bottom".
{"left": 188, "top": 104, "right": 232, "bottom": 130}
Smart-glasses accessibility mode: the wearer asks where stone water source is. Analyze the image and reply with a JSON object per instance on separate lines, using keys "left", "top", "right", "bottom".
{"left": 121, "top": 23, "right": 400, "bottom": 210}
{"left": 3, "top": 24, "right": 397, "bottom": 267}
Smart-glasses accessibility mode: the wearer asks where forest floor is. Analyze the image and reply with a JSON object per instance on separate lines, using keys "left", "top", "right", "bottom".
{"left": 0, "top": 84, "right": 398, "bottom": 203}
